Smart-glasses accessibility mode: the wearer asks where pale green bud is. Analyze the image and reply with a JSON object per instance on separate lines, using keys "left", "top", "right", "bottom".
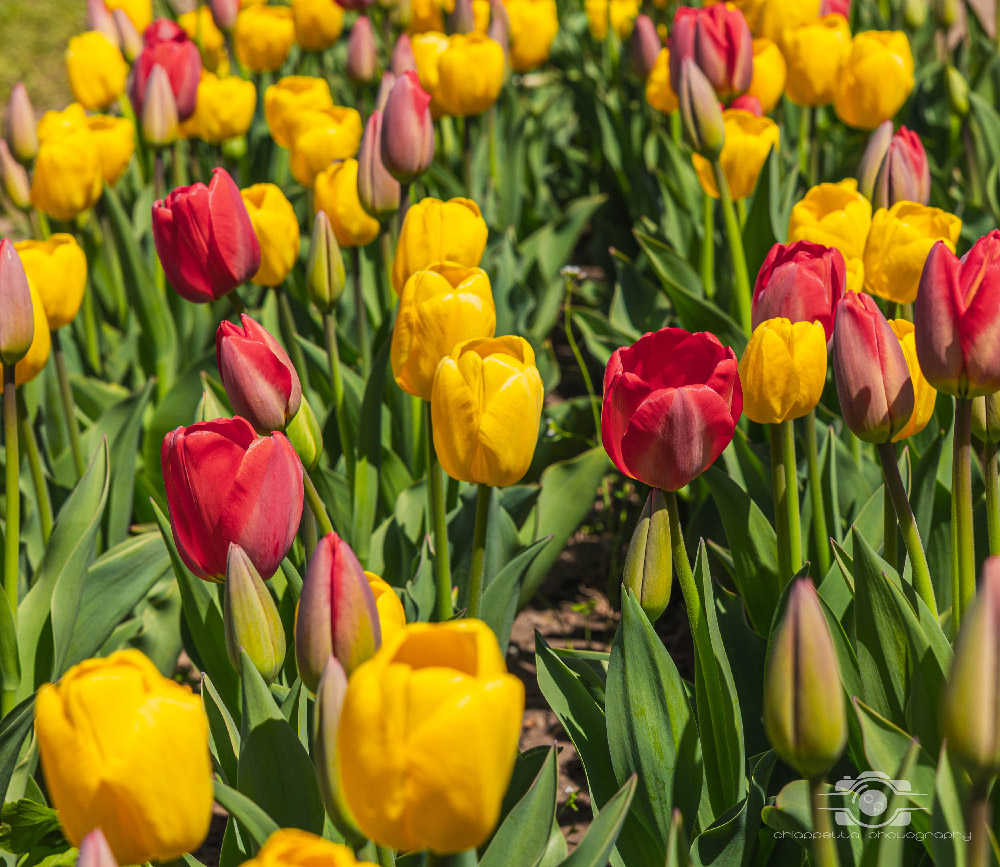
{"left": 224, "top": 543, "right": 287, "bottom": 684}
{"left": 623, "top": 489, "right": 672, "bottom": 623}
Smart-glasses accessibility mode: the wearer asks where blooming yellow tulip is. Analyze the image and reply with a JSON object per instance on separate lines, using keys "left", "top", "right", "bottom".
{"left": 412, "top": 32, "right": 450, "bottom": 116}
{"left": 365, "top": 572, "right": 407, "bottom": 640}
{"left": 15, "top": 280, "right": 50, "bottom": 386}
{"left": 85, "top": 115, "right": 135, "bottom": 186}
{"left": 746, "top": 38, "right": 786, "bottom": 114}
{"left": 314, "top": 159, "right": 380, "bottom": 248}
{"left": 890, "top": 319, "right": 936, "bottom": 442}
{"left": 179, "top": 8, "right": 229, "bottom": 74}
{"left": 505, "top": 0, "right": 559, "bottom": 72}
{"left": 692, "top": 109, "right": 779, "bottom": 201}
{"left": 65, "top": 32, "right": 127, "bottom": 111}
{"left": 392, "top": 263, "right": 497, "bottom": 400}
{"left": 242, "top": 184, "right": 301, "bottom": 287}
{"left": 289, "top": 106, "right": 363, "bottom": 187}
{"left": 645, "top": 48, "right": 678, "bottom": 115}
{"left": 586, "top": 0, "right": 639, "bottom": 39}
{"left": 181, "top": 73, "right": 257, "bottom": 144}
{"left": 788, "top": 179, "right": 872, "bottom": 263}
{"left": 738, "top": 318, "right": 827, "bottom": 424}
{"left": 863, "top": 202, "right": 961, "bottom": 305}
{"left": 106, "top": 0, "right": 151, "bottom": 32}
{"left": 782, "top": 15, "right": 850, "bottom": 107}
{"left": 245, "top": 830, "right": 376, "bottom": 867}
{"left": 34, "top": 650, "right": 213, "bottom": 866}
{"left": 235, "top": 5, "right": 296, "bottom": 73}
{"left": 265, "top": 76, "right": 333, "bottom": 148}
{"left": 339, "top": 619, "right": 524, "bottom": 853}
{"left": 834, "top": 31, "right": 914, "bottom": 130}
{"left": 758, "top": 0, "right": 820, "bottom": 46}
{"left": 30, "top": 108, "right": 103, "bottom": 221}
{"left": 435, "top": 33, "right": 505, "bottom": 117}
{"left": 392, "top": 197, "right": 489, "bottom": 294}
{"left": 292, "top": 0, "right": 345, "bottom": 52}
{"left": 474, "top": 0, "right": 491, "bottom": 33}
{"left": 15, "top": 235, "right": 87, "bottom": 330}
{"left": 409, "top": 0, "right": 448, "bottom": 34}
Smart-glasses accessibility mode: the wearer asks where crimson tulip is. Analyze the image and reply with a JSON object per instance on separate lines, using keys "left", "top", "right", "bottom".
{"left": 602, "top": 327, "right": 742, "bottom": 492}
{"left": 669, "top": 4, "right": 752, "bottom": 101}
{"left": 216, "top": 314, "right": 302, "bottom": 434}
{"left": 752, "top": 241, "right": 846, "bottom": 341}
{"left": 161, "top": 417, "right": 303, "bottom": 581}
{"left": 152, "top": 168, "right": 261, "bottom": 303}
{"left": 820, "top": 0, "right": 850, "bottom": 14}
{"left": 630, "top": 15, "right": 660, "bottom": 81}
{"left": 130, "top": 19, "right": 202, "bottom": 121}
{"left": 858, "top": 121, "right": 930, "bottom": 209}
{"left": 915, "top": 232, "right": 1000, "bottom": 398}
{"left": 729, "top": 94, "right": 762, "bottom": 116}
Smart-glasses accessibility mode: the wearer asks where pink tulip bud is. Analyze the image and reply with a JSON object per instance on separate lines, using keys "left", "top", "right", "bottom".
{"left": 358, "top": 111, "right": 401, "bottom": 220}
{"left": 678, "top": 58, "right": 725, "bottom": 159}
{"left": 669, "top": 4, "right": 752, "bottom": 101}
{"left": 729, "top": 94, "right": 762, "bottom": 116}
{"left": 141, "top": 64, "right": 179, "bottom": 147}
{"left": 488, "top": 0, "right": 510, "bottom": 50}
{"left": 88, "top": 0, "right": 120, "bottom": 47}
{"left": 0, "top": 141, "right": 30, "bottom": 211}
{"left": 630, "top": 15, "right": 660, "bottom": 81}
{"left": 380, "top": 71, "right": 435, "bottom": 184}
{"left": 858, "top": 121, "right": 930, "bottom": 209}
{"left": 346, "top": 17, "right": 378, "bottom": 83}
{"left": 131, "top": 19, "right": 202, "bottom": 121}
{"left": 77, "top": 829, "right": 117, "bottom": 867}
{"left": 819, "top": 0, "right": 850, "bottom": 14}
{"left": 390, "top": 34, "right": 417, "bottom": 74}
{"left": 0, "top": 238, "right": 35, "bottom": 366}
{"left": 375, "top": 71, "right": 397, "bottom": 112}
{"left": 210, "top": 0, "right": 240, "bottom": 30}
{"left": 447, "top": 0, "right": 476, "bottom": 34}
{"left": 5, "top": 84, "right": 37, "bottom": 164}
{"left": 313, "top": 658, "right": 361, "bottom": 839}
{"left": 113, "top": 9, "right": 143, "bottom": 62}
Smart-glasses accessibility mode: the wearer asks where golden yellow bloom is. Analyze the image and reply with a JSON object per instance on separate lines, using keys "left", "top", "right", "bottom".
{"left": 86, "top": 115, "right": 135, "bottom": 186}
{"left": 392, "top": 197, "right": 489, "bottom": 294}
{"left": 409, "top": 0, "right": 447, "bottom": 34}
{"left": 289, "top": 106, "right": 363, "bottom": 187}
{"left": 242, "top": 183, "right": 301, "bottom": 287}
{"left": 392, "top": 263, "right": 497, "bottom": 400}
{"left": 15, "top": 280, "right": 51, "bottom": 386}
{"left": 265, "top": 76, "right": 333, "bottom": 148}
{"left": 834, "top": 31, "right": 914, "bottom": 130}
{"left": 412, "top": 32, "right": 450, "bottom": 116}
{"left": 314, "top": 159, "right": 380, "bottom": 248}
{"left": 889, "top": 319, "right": 936, "bottom": 442}
{"left": 435, "top": 33, "right": 505, "bottom": 117}
{"left": 585, "top": 0, "right": 609, "bottom": 38}
{"left": 746, "top": 38, "right": 786, "bottom": 114}
{"left": 34, "top": 650, "right": 213, "bottom": 865}
{"left": 738, "top": 318, "right": 827, "bottom": 424}
{"left": 245, "top": 830, "right": 376, "bottom": 867}
{"left": 339, "top": 619, "right": 524, "bottom": 853}
{"left": 645, "top": 48, "right": 677, "bottom": 114}
{"left": 14, "top": 235, "right": 87, "bottom": 330}
{"left": 30, "top": 109, "right": 103, "bottom": 221}
{"left": 106, "top": 0, "right": 151, "bottom": 32}
{"left": 758, "top": 0, "right": 820, "bottom": 46}
{"left": 474, "top": 0, "right": 491, "bottom": 33}
{"left": 782, "top": 15, "right": 850, "bottom": 107}
{"left": 845, "top": 256, "right": 864, "bottom": 294}
{"left": 692, "top": 109, "right": 779, "bottom": 201}
{"left": 65, "top": 32, "right": 127, "bottom": 111}
{"left": 292, "top": 0, "right": 345, "bottom": 51}
{"left": 181, "top": 73, "right": 257, "bottom": 144}
{"left": 505, "top": 0, "right": 559, "bottom": 72}
{"left": 586, "top": 0, "right": 639, "bottom": 38}
{"left": 788, "top": 179, "right": 872, "bottom": 262}
{"left": 709, "top": 0, "right": 766, "bottom": 33}
{"left": 235, "top": 5, "right": 296, "bottom": 73}
{"left": 179, "top": 8, "right": 229, "bottom": 74}
{"left": 432, "top": 336, "right": 543, "bottom": 486}
{"left": 365, "top": 572, "right": 407, "bottom": 640}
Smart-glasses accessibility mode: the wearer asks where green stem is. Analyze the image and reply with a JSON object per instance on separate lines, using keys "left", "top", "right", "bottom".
{"left": 16, "top": 392, "right": 52, "bottom": 544}
{"left": 711, "top": 160, "right": 752, "bottom": 336}
{"left": 80, "top": 283, "right": 101, "bottom": 372}
{"left": 428, "top": 851, "right": 477, "bottom": 867}
{"left": 883, "top": 480, "right": 898, "bottom": 573}
{"left": 798, "top": 107, "right": 811, "bottom": 181}
{"left": 967, "top": 781, "right": 991, "bottom": 867}
{"left": 804, "top": 411, "right": 830, "bottom": 576}
{"left": 467, "top": 483, "right": 491, "bottom": 620}
{"left": 701, "top": 193, "right": 716, "bottom": 300}
{"left": 878, "top": 442, "right": 938, "bottom": 618}
{"left": 809, "top": 778, "right": 840, "bottom": 867}
{"left": 564, "top": 276, "right": 601, "bottom": 439}
{"left": 376, "top": 845, "right": 395, "bottom": 867}
{"left": 463, "top": 116, "right": 473, "bottom": 197}
{"left": 770, "top": 425, "right": 791, "bottom": 586}
{"left": 954, "top": 397, "right": 975, "bottom": 625}
{"left": 352, "top": 248, "right": 369, "bottom": 374}
{"left": 52, "top": 331, "right": 86, "bottom": 480}
{"left": 425, "top": 402, "right": 453, "bottom": 621}
{"left": 781, "top": 420, "right": 802, "bottom": 575}
{"left": 324, "top": 312, "right": 355, "bottom": 482}
{"left": 3, "top": 366, "right": 19, "bottom": 716}
{"left": 986, "top": 441, "right": 1000, "bottom": 557}
{"left": 303, "top": 471, "right": 335, "bottom": 537}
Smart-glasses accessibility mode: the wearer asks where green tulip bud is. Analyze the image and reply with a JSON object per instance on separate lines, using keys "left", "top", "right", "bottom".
{"left": 678, "top": 58, "right": 725, "bottom": 161}
{"left": 623, "top": 489, "right": 672, "bottom": 623}
{"left": 223, "top": 543, "right": 287, "bottom": 684}
{"left": 286, "top": 395, "right": 323, "bottom": 470}
{"left": 194, "top": 382, "right": 231, "bottom": 424}
{"left": 946, "top": 66, "right": 969, "bottom": 118}
{"left": 307, "top": 210, "right": 346, "bottom": 314}
{"left": 972, "top": 394, "right": 1000, "bottom": 444}
{"left": 903, "top": 0, "right": 927, "bottom": 28}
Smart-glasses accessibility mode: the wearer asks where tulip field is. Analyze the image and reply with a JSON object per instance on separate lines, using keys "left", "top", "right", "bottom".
{"left": 10, "top": 0, "right": 1000, "bottom": 864}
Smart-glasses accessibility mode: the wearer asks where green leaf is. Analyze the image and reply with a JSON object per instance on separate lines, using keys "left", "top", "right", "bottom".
{"left": 931, "top": 743, "right": 969, "bottom": 867}
{"left": 557, "top": 776, "right": 636, "bottom": 867}
{"left": 481, "top": 538, "right": 549, "bottom": 654}
{"left": 0, "top": 695, "right": 36, "bottom": 804}
{"left": 212, "top": 779, "right": 279, "bottom": 853}
{"left": 204, "top": 674, "right": 241, "bottom": 787}
{"left": 0, "top": 800, "right": 66, "bottom": 855}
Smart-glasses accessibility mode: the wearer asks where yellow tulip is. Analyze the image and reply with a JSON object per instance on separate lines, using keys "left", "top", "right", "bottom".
{"left": 265, "top": 76, "right": 333, "bottom": 148}
{"left": 106, "top": 0, "right": 152, "bottom": 31}
{"left": 890, "top": 319, "right": 936, "bottom": 442}
{"left": 314, "top": 159, "right": 380, "bottom": 248}
{"left": 235, "top": 5, "right": 296, "bottom": 73}
{"left": 409, "top": 0, "right": 447, "bottom": 34}
{"left": 242, "top": 183, "right": 301, "bottom": 287}
{"left": 586, "top": 0, "right": 639, "bottom": 38}
{"left": 392, "top": 197, "right": 488, "bottom": 294}
{"left": 339, "top": 619, "right": 524, "bottom": 853}
{"left": 364, "top": 572, "right": 407, "bottom": 640}
{"left": 585, "top": 0, "right": 610, "bottom": 38}
{"left": 863, "top": 202, "right": 961, "bottom": 305}
{"left": 179, "top": 8, "right": 229, "bottom": 74}
{"left": 692, "top": 109, "right": 779, "bottom": 201}
{"left": 181, "top": 73, "right": 257, "bottom": 144}
{"left": 289, "top": 106, "right": 364, "bottom": 187}
{"left": 834, "top": 31, "right": 914, "bottom": 130}
{"left": 474, "top": 0, "right": 492, "bottom": 33}
{"left": 435, "top": 33, "right": 505, "bottom": 117}
{"left": 788, "top": 179, "right": 872, "bottom": 262}
{"left": 645, "top": 48, "right": 678, "bottom": 115}
{"left": 30, "top": 110, "right": 103, "bottom": 221}
{"left": 15, "top": 280, "right": 51, "bottom": 386}
{"left": 392, "top": 263, "right": 497, "bottom": 400}
{"left": 758, "top": 0, "right": 820, "bottom": 46}
{"left": 782, "top": 15, "right": 851, "bottom": 107}
{"left": 292, "top": 0, "right": 345, "bottom": 51}
{"left": 244, "top": 829, "right": 376, "bottom": 867}
{"left": 34, "top": 650, "right": 213, "bottom": 865}
{"left": 15, "top": 235, "right": 87, "bottom": 330}
{"left": 65, "top": 32, "right": 127, "bottom": 111}
{"left": 412, "top": 32, "right": 450, "bottom": 116}
{"left": 86, "top": 115, "right": 135, "bottom": 186}
{"left": 505, "top": 0, "right": 559, "bottom": 72}
{"left": 432, "top": 335, "right": 543, "bottom": 486}
{"left": 746, "top": 38, "right": 786, "bottom": 114}
{"left": 845, "top": 255, "right": 864, "bottom": 294}
{"left": 738, "top": 318, "right": 827, "bottom": 424}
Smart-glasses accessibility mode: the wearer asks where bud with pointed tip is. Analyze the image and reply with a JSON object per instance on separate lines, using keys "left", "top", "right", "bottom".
{"left": 858, "top": 120, "right": 930, "bottom": 209}
{"left": 286, "top": 395, "right": 323, "bottom": 470}
{"left": 448, "top": 0, "right": 476, "bottom": 34}
{"left": 934, "top": 0, "right": 958, "bottom": 28}
{"left": 630, "top": 15, "right": 660, "bottom": 81}
{"left": 668, "top": 4, "right": 752, "bottom": 101}
{"left": 77, "top": 829, "right": 117, "bottom": 867}
{"left": 141, "top": 65, "right": 179, "bottom": 148}
{"left": 904, "top": 0, "right": 928, "bottom": 27}
{"left": 488, "top": 0, "right": 510, "bottom": 51}
{"left": 0, "top": 239, "right": 35, "bottom": 366}
{"left": 88, "top": 0, "right": 119, "bottom": 46}
{"left": 313, "top": 658, "right": 363, "bottom": 842}
{"left": 5, "top": 84, "right": 37, "bottom": 164}
{"left": 623, "top": 489, "right": 672, "bottom": 623}
{"left": 224, "top": 544, "right": 287, "bottom": 685}
{"left": 210, "top": 0, "right": 240, "bottom": 31}
{"left": 973, "top": 393, "right": 1000, "bottom": 445}
{"left": 0, "top": 142, "right": 30, "bottom": 211}
{"left": 678, "top": 59, "right": 724, "bottom": 160}
{"left": 764, "top": 578, "right": 847, "bottom": 779}
{"left": 346, "top": 17, "right": 378, "bottom": 83}
{"left": 391, "top": 34, "right": 417, "bottom": 74}
{"left": 381, "top": 71, "right": 435, "bottom": 184}
{"left": 376, "top": 72, "right": 397, "bottom": 112}
{"left": 194, "top": 384, "right": 230, "bottom": 424}
{"left": 358, "top": 111, "right": 401, "bottom": 221}
{"left": 113, "top": 9, "right": 143, "bottom": 62}
{"left": 306, "top": 210, "right": 346, "bottom": 313}
{"left": 947, "top": 65, "right": 969, "bottom": 117}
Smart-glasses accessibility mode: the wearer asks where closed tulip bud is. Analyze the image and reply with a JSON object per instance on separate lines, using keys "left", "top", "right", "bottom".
{"left": 195, "top": 384, "right": 230, "bottom": 423}
{"left": 934, "top": 0, "right": 958, "bottom": 28}
{"left": 113, "top": 9, "right": 143, "bottom": 61}
{"left": 224, "top": 544, "right": 286, "bottom": 684}
{"left": 904, "top": 0, "right": 928, "bottom": 27}
{"left": 286, "top": 395, "right": 323, "bottom": 470}
{"left": 788, "top": 180, "right": 873, "bottom": 264}
{"left": 0, "top": 239, "right": 35, "bottom": 366}
{"left": 312, "top": 659, "right": 362, "bottom": 840}
{"left": 234, "top": 6, "right": 296, "bottom": 73}
{"left": 391, "top": 34, "right": 417, "bottom": 74}
{"left": 241, "top": 183, "right": 301, "bottom": 287}
{"left": 782, "top": 14, "right": 852, "bottom": 108}
{"left": 375, "top": 72, "right": 397, "bottom": 112}
{"left": 381, "top": 71, "right": 435, "bottom": 184}
{"left": 623, "top": 489, "right": 672, "bottom": 623}
{"left": 393, "top": 196, "right": 488, "bottom": 293}
{"left": 435, "top": 33, "right": 505, "bottom": 117}
{"left": 244, "top": 830, "right": 376, "bottom": 867}
{"left": 358, "top": 112, "right": 401, "bottom": 220}
{"left": 833, "top": 292, "right": 915, "bottom": 443}
{"left": 131, "top": 19, "right": 202, "bottom": 121}
{"left": 307, "top": 210, "right": 346, "bottom": 312}
{"left": 820, "top": 0, "right": 851, "bottom": 14}
{"left": 488, "top": 0, "right": 511, "bottom": 51}
{"left": 293, "top": 0, "right": 346, "bottom": 53}
{"left": 630, "top": 15, "right": 660, "bottom": 80}
{"left": 211, "top": 0, "right": 240, "bottom": 30}
{"left": 669, "top": 4, "right": 752, "bottom": 101}
{"left": 678, "top": 58, "right": 725, "bottom": 160}
{"left": 973, "top": 393, "right": 1000, "bottom": 444}
{"left": 5, "top": 84, "right": 37, "bottom": 163}
{"left": 0, "top": 142, "right": 30, "bottom": 211}
{"left": 857, "top": 120, "right": 894, "bottom": 201}
{"left": 946, "top": 65, "right": 970, "bottom": 118}
{"left": 77, "top": 829, "right": 117, "bottom": 867}
{"left": 834, "top": 31, "right": 914, "bottom": 130}
{"left": 87, "top": 0, "right": 119, "bottom": 46}
{"left": 764, "top": 579, "right": 847, "bottom": 779}
{"left": 295, "top": 532, "right": 381, "bottom": 691}
{"left": 66, "top": 32, "right": 128, "bottom": 111}
{"left": 448, "top": 0, "right": 476, "bottom": 33}
{"left": 729, "top": 94, "right": 762, "bottom": 115}
{"left": 15, "top": 234, "right": 88, "bottom": 331}
{"left": 859, "top": 123, "right": 931, "bottom": 209}
{"left": 142, "top": 64, "right": 179, "bottom": 147}
{"left": 346, "top": 17, "right": 378, "bottom": 83}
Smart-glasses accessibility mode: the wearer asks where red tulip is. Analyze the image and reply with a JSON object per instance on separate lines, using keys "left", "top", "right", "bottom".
{"left": 380, "top": 71, "right": 435, "bottom": 184}
{"left": 217, "top": 314, "right": 302, "bottom": 434}
{"left": 161, "top": 417, "right": 303, "bottom": 581}
{"left": 152, "top": 168, "right": 261, "bottom": 303}
{"left": 915, "top": 232, "right": 1000, "bottom": 398}
{"left": 832, "top": 292, "right": 914, "bottom": 443}
{"left": 130, "top": 19, "right": 202, "bottom": 121}
{"left": 602, "top": 327, "right": 742, "bottom": 492}
{"left": 752, "top": 241, "right": 846, "bottom": 342}
{"left": 729, "top": 94, "right": 762, "bottom": 116}
{"left": 390, "top": 34, "right": 417, "bottom": 75}
{"left": 820, "top": 0, "right": 850, "bottom": 16}
{"left": 630, "top": 15, "right": 661, "bottom": 81}
{"left": 346, "top": 16, "right": 377, "bottom": 82}
{"left": 669, "top": 4, "right": 752, "bottom": 101}
{"left": 858, "top": 121, "right": 930, "bottom": 209}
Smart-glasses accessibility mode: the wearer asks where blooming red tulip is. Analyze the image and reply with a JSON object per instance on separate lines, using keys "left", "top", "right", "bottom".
{"left": 381, "top": 71, "right": 435, "bottom": 184}
{"left": 161, "top": 417, "right": 303, "bottom": 581}
{"left": 130, "top": 19, "right": 202, "bottom": 121}
{"left": 915, "top": 232, "right": 1000, "bottom": 398}
{"left": 152, "top": 168, "right": 261, "bottom": 303}
{"left": 752, "top": 241, "right": 846, "bottom": 341}
{"left": 858, "top": 121, "right": 930, "bottom": 209}
{"left": 832, "top": 292, "right": 914, "bottom": 443}
{"left": 729, "top": 94, "right": 762, "bottom": 116}
{"left": 820, "top": 0, "right": 851, "bottom": 15}
{"left": 602, "top": 327, "right": 742, "bottom": 492}
{"left": 217, "top": 314, "right": 302, "bottom": 434}
{"left": 669, "top": 4, "right": 752, "bottom": 101}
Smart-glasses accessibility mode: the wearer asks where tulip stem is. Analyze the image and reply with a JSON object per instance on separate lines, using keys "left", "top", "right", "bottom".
{"left": 770, "top": 422, "right": 801, "bottom": 586}
{"left": 711, "top": 160, "right": 751, "bottom": 336}
{"left": 51, "top": 331, "right": 86, "bottom": 481}
{"left": 701, "top": 194, "right": 715, "bottom": 299}
{"left": 809, "top": 778, "right": 840, "bottom": 867}
{"left": 883, "top": 482, "right": 898, "bottom": 573}
{"left": 804, "top": 411, "right": 830, "bottom": 577}
{"left": 878, "top": 442, "right": 938, "bottom": 618}
{"left": 425, "top": 402, "right": 453, "bottom": 622}
{"left": 467, "top": 484, "right": 491, "bottom": 620}
{"left": 985, "top": 442, "right": 1000, "bottom": 557}
{"left": 376, "top": 845, "right": 395, "bottom": 867}
{"left": 2, "top": 366, "right": 18, "bottom": 716}
{"left": 16, "top": 392, "right": 52, "bottom": 545}
{"left": 324, "top": 312, "right": 355, "bottom": 482}
{"left": 303, "top": 471, "right": 335, "bottom": 538}
{"left": 967, "top": 781, "right": 991, "bottom": 867}
{"left": 351, "top": 249, "right": 369, "bottom": 374}
{"left": 954, "top": 397, "right": 976, "bottom": 625}
{"left": 563, "top": 273, "right": 601, "bottom": 439}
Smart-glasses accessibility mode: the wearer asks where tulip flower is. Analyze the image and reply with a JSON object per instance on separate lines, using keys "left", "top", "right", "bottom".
{"left": 217, "top": 314, "right": 302, "bottom": 433}
{"left": 314, "top": 159, "right": 381, "bottom": 248}
{"left": 489, "top": 0, "right": 511, "bottom": 49}
{"left": 306, "top": 210, "right": 346, "bottom": 313}
{"left": 224, "top": 543, "right": 287, "bottom": 684}
{"left": 834, "top": 31, "right": 914, "bottom": 130}
{"left": 177, "top": 7, "right": 228, "bottom": 74}
{"left": 141, "top": 65, "right": 179, "bottom": 148}
{"left": 0, "top": 142, "right": 30, "bottom": 210}
{"left": 751, "top": 241, "right": 846, "bottom": 341}
{"left": 289, "top": 106, "right": 364, "bottom": 187}
{"left": 669, "top": 4, "right": 752, "bottom": 100}
{"left": 210, "top": 0, "right": 240, "bottom": 30}
{"left": 235, "top": 5, "right": 296, "bottom": 72}
{"left": 35, "top": 650, "right": 213, "bottom": 865}
{"left": 130, "top": 19, "right": 202, "bottom": 121}
{"left": 758, "top": 0, "right": 821, "bottom": 46}
{"left": 180, "top": 73, "right": 257, "bottom": 145}
{"left": 106, "top": 0, "right": 151, "bottom": 31}
{"left": 432, "top": 336, "right": 543, "bottom": 486}
{"left": 728, "top": 95, "right": 762, "bottom": 116}
{"left": 77, "top": 829, "right": 117, "bottom": 867}
{"left": 506, "top": 0, "right": 560, "bottom": 72}
{"left": 447, "top": 0, "right": 476, "bottom": 34}
{"left": 623, "top": 489, "right": 672, "bottom": 623}
{"left": 782, "top": 15, "right": 851, "bottom": 107}
{"left": 312, "top": 659, "right": 361, "bottom": 840}
{"left": 244, "top": 829, "right": 376, "bottom": 867}
{"left": 338, "top": 620, "right": 524, "bottom": 853}
{"left": 745, "top": 37, "right": 786, "bottom": 115}
{"left": 381, "top": 71, "right": 435, "bottom": 184}
{"left": 87, "top": 0, "right": 119, "bottom": 46}
{"left": 286, "top": 396, "right": 323, "bottom": 470}
{"left": 30, "top": 112, "right": 103, "bottom": 221}
{"left": 10, "top": 278, "right": 50, "bottom": 386}
{"left": 264, "top": 76, "right": 333, "bottom": 149}
{"left": 889, "top": 320, "right": 936, "bottom": 442}
{"left": 241, "top": 184, "right": 301, "bottom": 287}
{"left": 692, "top": 108, "right": 779, "bottom": 200}
{"left": 14, "top": 235, "right": 87, "bottom": 331}
{"left": 161, "top": 417, "right": 303, "bottom": 581}
{"left": 629, "top": 14, "right": 659, "bottom": 80}
{"left": 585, "top": 0, "right": 639, "bottom": 39}
{"left": 358, "top": 112, "right": 401, "bottom": 220}
{"left": 392, "top": 262, "right": 497, "bottom": 400}
{"left": 391, "top": 34, "right": 418, "bottom": 73}
{"left": 292, "top": 0, "right": 345, "bottom": 52}
{"left": 678, "top": 59, "right": 725, "bottom": 159}
{"left": 112, "top": 9, "right": 143, "bottom": 61}
{"left": 0, "top": 239, "right": 34, "bottom": 367}
{"left": 645, "top": 49, "right": 678, "bottom": 115}
{"left": 5, "top": 84, "right": 37, "bottom": 164}
{"left": 346, "top": 17, "right": 378, "bottom": 83}
{"left": 295, "top": 532, "right": 381, "bottom": 690}
{"left": 430, "top": 33, "right": 505, "bottom": 117}
{"left": 858, "top": 121, "right": 931, "bottom": 209}
{"left": 152, "top": 168, "right": 261, "bottom": 303}
{"left": 85, "top": 115, "right": 135, "bottom": 186}
{"left": 65, "top": 32, "right": 127, "bottom": 111}
{"left": 365, "top": 572, "right": 407, "bottom": 639}
{"left": 788, "top": 179, "right": 872, "bottom": 264}
{"left": 602, "top": 327, "right": 742, "bottom": 492}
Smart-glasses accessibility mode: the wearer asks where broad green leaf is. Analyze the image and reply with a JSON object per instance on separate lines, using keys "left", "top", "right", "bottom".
{"left": 557, "top": 777, "right": 637, "bottom": 867}
{"left": 0, "top": 799, "right": 66, "bottom": 855}
{"left": 481, "top": 538, "right": 549, "bottom": 654}
{"left": 0, "top": 695, "right": 36, "bottom": 804}
{"left": 204, "top": 674, "right": 241, "bottom": 787}
{"left": 213, "top": 779, "right": 279, "bottom": 854}
{"left": 931, "top": 743, "right": 969, "bottom": 867}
